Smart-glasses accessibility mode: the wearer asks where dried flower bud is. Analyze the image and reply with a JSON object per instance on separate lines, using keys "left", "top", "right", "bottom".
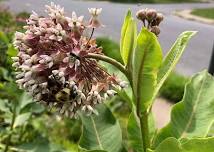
{"left": 136, "top": 9, "right": 146, "bottom": 21}
{"left": 150, "top": 26, "right": 160, "bottom": 36}
{"left": 146, "top": 9, "right": 157, "bottom": 22}
{"left": 155, "top": 13, "right": 164, "bottom": 25}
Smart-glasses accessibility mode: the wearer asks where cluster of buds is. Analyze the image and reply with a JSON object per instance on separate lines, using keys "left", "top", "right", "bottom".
{"left": 12, "top": 2, "right": 126, "bottom": 118}
{"left": 136, "top": 8, "right": 164, "bottom": 36}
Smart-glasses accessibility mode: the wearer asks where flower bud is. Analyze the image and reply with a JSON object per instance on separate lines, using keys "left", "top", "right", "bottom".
{"left": 146, "top": 9, "right": 157, "bottom": 22}
{"left": 136, "top": 9, "right": 146, "bottom": 21}
{"left": 155, "top": 13, "right": 164, "bottom": 25}
{"left": 150, "top": 26, "right": 160, "bottom": 36}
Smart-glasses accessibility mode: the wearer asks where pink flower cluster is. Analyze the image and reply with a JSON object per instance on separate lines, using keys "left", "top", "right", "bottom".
{"left": 12, "top": 3, "right": 126, "bottom": 118}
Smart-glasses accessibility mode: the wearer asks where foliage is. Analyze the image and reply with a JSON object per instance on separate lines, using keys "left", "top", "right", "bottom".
{"left": 191, "top": 8, "right": 214, "bottom": 20}
{"left": 97, "top": 37, "right": 188, "bottom": 103}
{"left": 1, "top": 6, "right": 214, "bottom": 152}
{"left": 159, "top": 72, "right": 188, "bottom": 103}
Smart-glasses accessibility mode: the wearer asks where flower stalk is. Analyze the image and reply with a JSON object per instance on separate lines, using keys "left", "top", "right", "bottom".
{"left": 4, "top": 104, "right": 16, "bottom": 152}
{"left": 85, "top": 53, "right": 128, "bottom": 78}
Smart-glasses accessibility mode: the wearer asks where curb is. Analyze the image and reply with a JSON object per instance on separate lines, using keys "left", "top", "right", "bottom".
{"left": 175, "top": 9, "right": 214, "bottom": 25}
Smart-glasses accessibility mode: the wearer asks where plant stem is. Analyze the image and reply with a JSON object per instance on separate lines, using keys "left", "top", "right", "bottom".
{"left": 4, "top": 105, "right": 16, "bottom": 152}
{"left": 86, "top": 28, "right": 95, "bottom": 46}
{"left": 139, "top": 111, "right": 150, "bottom": 151}
{"left": 85, "top": 53, "right": 129, "bottom": 79}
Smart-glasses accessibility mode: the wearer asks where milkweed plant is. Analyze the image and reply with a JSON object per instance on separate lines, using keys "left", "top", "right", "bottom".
{"left": 11, "top": 2, "right": 214, "bottom": 152}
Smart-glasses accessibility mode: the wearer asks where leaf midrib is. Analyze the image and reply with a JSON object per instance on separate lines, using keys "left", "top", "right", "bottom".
{"left": 136, "top": 36, "right": 152, "bottom": 104}
{"left": 180, "top": 77, "right": 205, "bottom": 138}
{"left": 90, "top": 117, "right": 104, "bottom": 150}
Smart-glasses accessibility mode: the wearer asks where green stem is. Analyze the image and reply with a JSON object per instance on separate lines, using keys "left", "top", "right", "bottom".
{"left": 85, "top": 53, "right": 129, "bottom": 79}
{"left": 4, "top": 105, "right": 16, "bottom": 152}
{"left": 138, "top": 110, "right": 150, "bottom": 151}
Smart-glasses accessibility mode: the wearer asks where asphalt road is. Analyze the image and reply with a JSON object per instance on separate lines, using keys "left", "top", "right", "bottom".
{"left": 4, "top": 0, "right": 214, "bottom": 75}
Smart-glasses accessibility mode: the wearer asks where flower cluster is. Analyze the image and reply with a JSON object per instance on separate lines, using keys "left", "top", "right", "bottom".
{"left": 12, "top": 2, "right": 126, "bottom": 118}
{"left": 136, "top": 8, "right": 164, "bottom": 36}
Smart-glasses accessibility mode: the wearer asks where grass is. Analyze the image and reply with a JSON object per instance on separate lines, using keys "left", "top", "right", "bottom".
{"left": 94, "top": 0, "right": 200, "bottom": 4}
{"left": 159, "top": 72, "right": 189, "bottom": 103}
{"left": 191, "top": 8, "right": 214, "bottom": 20}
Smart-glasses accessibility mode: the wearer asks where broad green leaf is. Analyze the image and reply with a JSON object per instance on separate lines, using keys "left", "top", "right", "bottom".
{"left": 153, "top": 71, "right": 214, "bottom": 148}
{"left": 17, "top": 137, "right": 65, "bottom": 152}
{"left": 181, "top": 137, "right": 214, "bottom": 152}
{"left": 152, "top": 138, "right": 181, "bottom": 152}
{"left": 149, "top": 137, "right": 214, "bottom": 152}
{"left": 120, "top": 10, "right": 137, "bottom": 65}
{"left": 132, "top": 28, "right": 162, "bottom": 111}
{"left": 79, "top": 104, "right": 122, "bottom": 152}
{"left": 208, "top": 123, "right": 214, "bottom": 136}
{"left": 80, "top": 149, "right": 107, "bottom": 152}
{"left": 13, "top": 112, "right": 31, "bottom": 128}
{"left": 152, "top": 31, "right": 197, "bottom": 101}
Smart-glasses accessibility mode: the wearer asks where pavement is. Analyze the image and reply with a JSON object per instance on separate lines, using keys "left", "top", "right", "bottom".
{"left": 175, "top": 9, "right": 214, "bottom": 25}
{"left": 152, "top": 98, "right": 172, "bottom": 128}
{"left": 3, "top": 0, "right": 214, "bottom": 76}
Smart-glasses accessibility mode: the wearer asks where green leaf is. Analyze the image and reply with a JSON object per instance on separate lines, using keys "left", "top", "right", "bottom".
{"left": 7, "top": 44, "right": 17, "bottom": 57}
{"left": 153, "top": 71, "right": 214, "bottom": 148}
{"left": 79, "top": 104, "right": 123, "bottom": 152}
{"left": 80, "top": 149, "right": 107, "bottom": 152}
{"left": 149, "top": 137, "right": 214, "bottom": 152}
{"left": 0, "top": 99, "right": 10, "bottom": 113}
{"left": 181, "top": 137, "right": 214, "bottom": 152}
{"left": 132, "top": 28, "right": 162, "bottom": 111}
{"left": 18, "top": 93, "right": 34, "bottom": 111}
{"left": 0, "top": 31, "right": 9, "bottom": 44}
{"left": 120, "top": 10, "right": 131, "bottom": 57}
{"left": 152, "top": 31, "right": 197, "bottom": 101}
{"left": 152, "top": 138, "right": 181, "bottom": 152}
{"left": 13, "top": 112, "right": 31, "bottom": 128}
{"left": 17, "top": 136, "right": 65, "bottom": 152}
{"left": 120, "top": 10, "right": 137, "bottom": 65}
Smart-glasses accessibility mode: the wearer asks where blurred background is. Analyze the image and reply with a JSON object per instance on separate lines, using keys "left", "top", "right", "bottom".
{"left": 0, "top": 0, "right": 213, "bottom": 151}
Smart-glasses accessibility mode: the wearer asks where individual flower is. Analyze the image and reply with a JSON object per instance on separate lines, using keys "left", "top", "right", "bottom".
{"left": 67, "top": 11, "right": 84, "bottom": 28}
{"left": 12, "top": 3, "right": 125, "bottom": 118}
{"left": 88, "top": 8, "right": 103, "bottom": 28}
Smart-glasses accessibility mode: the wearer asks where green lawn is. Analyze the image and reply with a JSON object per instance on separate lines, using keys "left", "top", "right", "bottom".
{"left": 191, "top": 8, "right": 214, "bottom": 20}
